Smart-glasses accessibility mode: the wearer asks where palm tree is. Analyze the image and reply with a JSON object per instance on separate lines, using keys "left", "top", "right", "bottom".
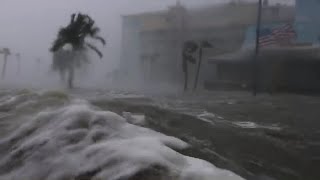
{"left": 0, "top": 48, "right": 11, "bottom": 79}
{"left": 193, "top": 40, "right": 212, "bottom": 91}
{"left": 182, "top": 41, "right": 198, "bottom": 91}
{"left": 50, "top": 13, "right": 106, "bottom": 88}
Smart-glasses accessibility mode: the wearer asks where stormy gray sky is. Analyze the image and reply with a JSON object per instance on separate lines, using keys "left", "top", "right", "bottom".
{"left": 0, "top": 0, "right": 294, "bottom": 70}
{"left": 0, "top": 0, "right": 218, "bottom": 68}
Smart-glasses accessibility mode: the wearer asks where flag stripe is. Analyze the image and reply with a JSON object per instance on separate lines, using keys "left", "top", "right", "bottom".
{"left": 258, "top": 23, "right": 296, "bottom": 47}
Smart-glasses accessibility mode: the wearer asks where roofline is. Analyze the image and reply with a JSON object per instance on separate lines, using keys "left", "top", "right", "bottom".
{"left": 121, "top": 2, "right": 295, "bottom": 18}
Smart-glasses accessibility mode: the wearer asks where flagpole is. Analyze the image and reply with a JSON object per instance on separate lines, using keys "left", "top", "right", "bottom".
{"left": 253, "top": 0, "right": 263, "bottom": 96}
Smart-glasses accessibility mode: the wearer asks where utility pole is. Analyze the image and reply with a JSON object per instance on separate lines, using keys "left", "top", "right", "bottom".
{"left": 253, "top": 0, "right": 263, "bottom": 96}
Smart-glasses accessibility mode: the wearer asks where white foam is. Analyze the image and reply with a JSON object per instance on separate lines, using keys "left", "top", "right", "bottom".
{"left": 122, "top": 112, "right": 146, "bottom": 125}
{"left": 233, "top": 121, "right": 282, "bottom": 131}
{"left": 0, "top": 100, "right": 244, "bottom": 180}
{"left": 197, "top": 111, "right": 217, "bottom": 125}
{"left": 0, "top": 92, "right": 38, "bottom": 111}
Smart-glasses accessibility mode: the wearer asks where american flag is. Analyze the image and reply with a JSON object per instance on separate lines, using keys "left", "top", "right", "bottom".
{"left": 259, "top": 23, "right": 297, "bottom": 47}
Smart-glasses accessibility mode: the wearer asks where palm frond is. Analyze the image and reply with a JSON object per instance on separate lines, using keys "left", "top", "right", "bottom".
{"left": 3, "top": 48, "right": 11, "bottom": 55}
{"left": 201, "top": 41, "right": 212, "bottom": 48}
{"left": 89, "top": 27, "right": 100, "bottom": 37}
{"left": 50, "top": 13, "right": 106, "bottom": 61}
{"left": 51, "top": 39, "right": 65, "bottom": 52}
{"left": 50, "top": 27, "right": 69, "bottom": 52}
{"left": 92, "top": 36, "right": 106, "bottom": 46}
{"left": 85, "top": 43, "right": 103, "bottom": 58}
{"left": 70, "top": 13, "right": 76, "bottom": 24}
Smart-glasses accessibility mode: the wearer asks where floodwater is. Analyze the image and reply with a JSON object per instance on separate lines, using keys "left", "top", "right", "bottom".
{"left": 0, "top": 88, "right": 319, "bottom": 180}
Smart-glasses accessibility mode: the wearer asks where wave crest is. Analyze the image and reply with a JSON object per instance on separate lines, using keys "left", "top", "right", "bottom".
{"left": 0, "top": 100, "right": 243, "bottom": 180}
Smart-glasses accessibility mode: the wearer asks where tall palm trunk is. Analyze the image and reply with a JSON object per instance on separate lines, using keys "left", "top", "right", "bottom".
{"left": 67, "top": 52, "right": 75, "bottom": 89}
{"left": 59, "top": 70, "right": 66, "bottom": 83}
{"left": 183, "top": 61, "right": 188, "bottom": 91}
{"left": 1, "top": 54, "right": 8, "bottom": 79}
{"left": 68, "top": 66, "right": 74, "bottom": 89}
{"left": 193, "top": 47, "right": 203, "bottom": 91}
{"left": 184, "top": 69, "right": 188, "bottom": 91}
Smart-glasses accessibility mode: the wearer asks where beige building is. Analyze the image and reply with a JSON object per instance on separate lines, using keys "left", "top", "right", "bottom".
{"left": 120, "top": 1, "right": 295, "bottom": 87}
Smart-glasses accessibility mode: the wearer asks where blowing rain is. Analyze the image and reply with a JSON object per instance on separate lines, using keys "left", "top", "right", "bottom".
{"left": 0, "top": 0, "right": 319, "bottom": 180}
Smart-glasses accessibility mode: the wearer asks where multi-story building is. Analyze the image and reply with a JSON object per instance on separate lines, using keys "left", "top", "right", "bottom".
{"left": 207, "top": 1, "right": 320, "bottom": 93}
{"left": 119, "top": 1, "right": 295, "bottom": 88}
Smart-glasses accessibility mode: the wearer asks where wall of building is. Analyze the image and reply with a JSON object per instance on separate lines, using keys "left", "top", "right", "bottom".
{"left": 187, "top": 3, "right": 294, "bottom": 29}
{"left": 120, "top": 16, "right": 143, "bottom": 83}
{"left": 120, "top": 2, "right": 295, "bottom": 88}
{"left": 295, "top": 0, "right": 320, "bottom": 44}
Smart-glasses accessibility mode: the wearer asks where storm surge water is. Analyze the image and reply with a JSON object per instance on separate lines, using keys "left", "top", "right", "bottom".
{"left": 0, "top": 90, "right": 244, "bottom": 180}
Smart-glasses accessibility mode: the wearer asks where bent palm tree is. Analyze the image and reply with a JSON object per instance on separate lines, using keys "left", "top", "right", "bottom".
{"left": 193, "top": 41, "right": 212, "bottom": 91}
{"left": 0, "top": 48, "right": 11, "bottom": 79}
{"left": 50, "top": 13, "right": 106, "bottom": 88}
{"left": 182, "top": 41, "right": 198, "bottom": 91}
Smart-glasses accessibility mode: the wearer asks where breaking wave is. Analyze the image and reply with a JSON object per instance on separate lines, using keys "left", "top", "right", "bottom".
{"left": 0, "top": 91, "right": 244, "bottom": 180}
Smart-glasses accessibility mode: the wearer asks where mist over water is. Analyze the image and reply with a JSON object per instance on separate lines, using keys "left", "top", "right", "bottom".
{"left": 0, "top": 0, "right": 225, "bottom": 89}
{"left": 0, "top": 0, "right": 295, "bottom": 90}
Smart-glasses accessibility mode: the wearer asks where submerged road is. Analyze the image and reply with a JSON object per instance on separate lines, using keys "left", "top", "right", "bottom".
{"left": 90, "top": 90, "right": 320, "bottom": 180}
{"left": 0, "top": 89, "right": 319, "bottom": 180}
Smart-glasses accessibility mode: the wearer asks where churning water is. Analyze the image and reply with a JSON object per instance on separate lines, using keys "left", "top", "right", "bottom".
{"left": 0, "top": 89, "right": 244, "bottom": 180}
